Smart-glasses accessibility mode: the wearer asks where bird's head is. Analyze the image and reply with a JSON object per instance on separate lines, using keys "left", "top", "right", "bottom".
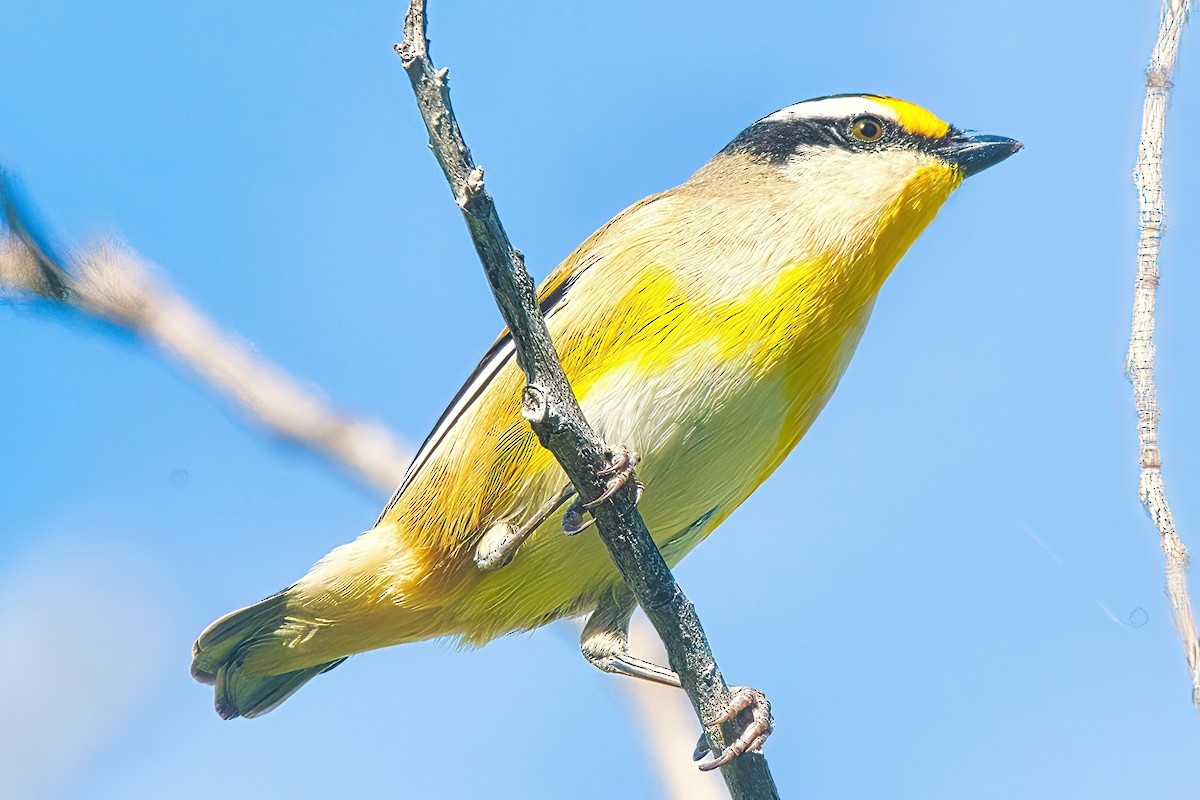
{"left": 719, "top": 94, "right": 1021, "bottom": 180}
{"left": 690, "top": 94, "right": 1021, "bottom": 271}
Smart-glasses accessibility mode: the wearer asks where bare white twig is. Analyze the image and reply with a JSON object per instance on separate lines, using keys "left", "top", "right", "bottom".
{"left": 1127, "top": 0, "right": 1200, "bottom": 708}
{"left": 1, "top": 188, "right": 410, "bottom": 494}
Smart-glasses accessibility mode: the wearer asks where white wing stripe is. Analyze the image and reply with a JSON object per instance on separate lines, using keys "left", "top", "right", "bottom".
{"left": 409, "top": 338, "right": 513, "bottom": 484}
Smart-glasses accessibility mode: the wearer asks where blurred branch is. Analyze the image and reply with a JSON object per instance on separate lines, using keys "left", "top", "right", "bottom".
{"left": 395, "top": 2, "right": 777, "bottom": 796}
{"left": 1, "top": 167, "right": 703, "bottom": 799}
{"left": 0, "top": 176, "right": 411, "bottom": 494}
{"left": 1126, "top": 0, "right": 1200, "bottom": 707}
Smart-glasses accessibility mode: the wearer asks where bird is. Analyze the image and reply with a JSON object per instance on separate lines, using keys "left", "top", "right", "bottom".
{"left": 192, "top": 93, "right": 1019, "bottom": 761}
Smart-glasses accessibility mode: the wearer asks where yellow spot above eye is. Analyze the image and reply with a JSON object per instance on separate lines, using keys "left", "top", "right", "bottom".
{"left": 870, "top": 96, "right": 951, "bottom": 139}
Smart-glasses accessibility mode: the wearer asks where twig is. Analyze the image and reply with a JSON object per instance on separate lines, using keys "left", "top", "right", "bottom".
{"left": 395, "top": 3, "right": 779, "bottom": 797}
{"left": 1126, "top": 0, "right": 1200, "bottom": 707}
{"left": 0, "top": 176, "right": 411, "bottom": 495}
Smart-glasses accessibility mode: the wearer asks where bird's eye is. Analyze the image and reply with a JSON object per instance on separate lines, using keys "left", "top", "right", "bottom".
{"left": 850, "top": 116, "right": 884, "bottom": 143}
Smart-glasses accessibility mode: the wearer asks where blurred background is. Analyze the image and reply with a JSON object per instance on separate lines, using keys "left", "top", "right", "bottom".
{"left": 3, "top": 1, "right": 1199, "bottom": 797}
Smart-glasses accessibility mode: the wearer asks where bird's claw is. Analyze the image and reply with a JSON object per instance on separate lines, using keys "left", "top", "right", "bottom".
{"left": 561, "top": 501, "right": 596, "bottom": 535}
{"left": 694, "top": 686, "right": 773, "bottom": 772}
{"left": 561, "top": 445, "right": 642, "bottom": 535}
{"left": 584, "top": 445, "right": 641, "bottom": 509}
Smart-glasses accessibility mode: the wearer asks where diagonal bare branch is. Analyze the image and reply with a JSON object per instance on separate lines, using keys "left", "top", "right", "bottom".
{"left": 1126, "top": 0, "right": 1200, "bottom": 708}
{"left": 394, "top": 3, "right": 779, "bottom": 796}
{"left": 0, "top": 174, "right": 411, "bottom": 494}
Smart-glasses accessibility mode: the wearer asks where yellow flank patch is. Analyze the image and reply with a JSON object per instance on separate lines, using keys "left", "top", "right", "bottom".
{"left": 872, "top": 96, "right": 951, "bottom": 139}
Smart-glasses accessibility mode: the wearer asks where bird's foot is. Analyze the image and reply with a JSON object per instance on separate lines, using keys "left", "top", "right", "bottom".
{"left": 585, "top": 445, "right": 641, "bottom": 509}
{"left": 561, "top": 501, "right": 596, "bottom": 535}
{"left": 693, "top": 686, "right": 773, "bottom": 772}
{"left": 562, "top": 445, "right": 642, "bottom": 535}
{"left": 565, "top": 485, "right": 646, "bottom": 533}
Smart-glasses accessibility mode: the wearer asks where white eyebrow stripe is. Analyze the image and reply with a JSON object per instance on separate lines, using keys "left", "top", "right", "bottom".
{"left": 763, "top": 96, "right": 897, "bottom": 123}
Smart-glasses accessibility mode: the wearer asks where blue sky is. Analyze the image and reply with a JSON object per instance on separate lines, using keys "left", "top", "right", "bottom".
{"left": 3, "top": 1, "right": 1200, "bottom": 797}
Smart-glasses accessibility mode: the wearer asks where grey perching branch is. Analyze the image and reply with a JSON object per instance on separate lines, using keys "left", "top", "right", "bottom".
{"left": 394, "top": 3, "right": 779, "bottom": 797}
{"left": 1127, "top": 0, "right": 1200, "bottom": 707}
{"left": 0, "top": 176, "right": 412, "bottom": 495}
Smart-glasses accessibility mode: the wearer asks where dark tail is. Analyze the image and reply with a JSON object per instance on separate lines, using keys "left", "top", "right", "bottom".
{"left": 191, "top": 591, "right": 345, "bottom": 719}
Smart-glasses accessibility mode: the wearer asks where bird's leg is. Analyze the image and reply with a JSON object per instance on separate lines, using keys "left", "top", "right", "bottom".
{"left": 562, "top": 444, "right": 643, "bottom": 535}
{"left": 479, "top": 442, "right": 646, "bottom": 566}
{"left": 474, "top": 484, "right": 576, "bottom": 571}
{"left": 580, "top": 587, "right": 681, "bottom": 687}
{"left": 693, "top": 686, "right": 774, "bottom": 772}
{"left": 583, "top": 588, "right": 775, "bottom": 770}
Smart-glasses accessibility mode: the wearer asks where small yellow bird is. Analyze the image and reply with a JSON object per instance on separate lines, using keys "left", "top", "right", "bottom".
{"left": 193, "top": 95, "right": 1019, "bottom": 733}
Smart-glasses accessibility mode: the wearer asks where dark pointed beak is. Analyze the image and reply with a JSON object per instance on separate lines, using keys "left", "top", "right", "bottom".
{"left": 936, "top": 133, "right": 1023, "bottom": 177}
